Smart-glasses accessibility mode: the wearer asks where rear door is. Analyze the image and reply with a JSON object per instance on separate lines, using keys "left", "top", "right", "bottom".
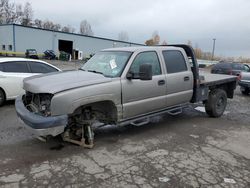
{"left": 1, "top": 61, "right": 32, "bottom": 99}
{"left": 28, "top": 61, "right": 59, "bottom": 73}
{"left": 121, "top": 51, "right": 167, "bottom": 119}
{"left": 162, "top": 50, "right": 193, "bottom": 107}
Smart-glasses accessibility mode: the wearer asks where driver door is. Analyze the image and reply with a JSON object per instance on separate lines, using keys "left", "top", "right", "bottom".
{"left": 121, "top": 51, "right": 167, "bottom": 119}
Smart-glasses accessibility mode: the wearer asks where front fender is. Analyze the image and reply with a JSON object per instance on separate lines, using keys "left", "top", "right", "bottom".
{"left": 50, "top": 80, "right": 122, "bottom": 117}
{"left": 70, "top": 94, "right": 121, "bottom": 114}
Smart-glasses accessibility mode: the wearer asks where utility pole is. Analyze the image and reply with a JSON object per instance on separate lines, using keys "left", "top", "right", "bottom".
{"left": 212, "top": 38, "right": 216, "bottom": 60}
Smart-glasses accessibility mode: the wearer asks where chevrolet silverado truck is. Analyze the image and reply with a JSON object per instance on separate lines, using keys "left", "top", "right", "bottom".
{"left": 15, "top": 45, "right": 237, "bottom": 148}
{"left": 239, "top": 71, "right": 250, "bottom": 95}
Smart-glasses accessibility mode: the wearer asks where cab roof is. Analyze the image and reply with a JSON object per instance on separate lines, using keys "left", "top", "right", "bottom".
{"left": 101, "top": 46, "right": 183, "bottom": 52}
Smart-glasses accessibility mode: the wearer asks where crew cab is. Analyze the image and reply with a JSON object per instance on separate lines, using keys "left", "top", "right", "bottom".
{"left": 15, "top": 45, "right": 237, "bottom": 148}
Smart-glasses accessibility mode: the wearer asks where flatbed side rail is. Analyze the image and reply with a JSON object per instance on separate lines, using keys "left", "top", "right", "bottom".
{"left": 199, "top": 75, "right": 237, "bottom": 100}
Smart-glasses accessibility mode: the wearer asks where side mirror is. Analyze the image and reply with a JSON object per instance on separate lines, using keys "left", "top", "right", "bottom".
{"left": 139, "top": 64, "right": 152, "bottom": 80}
{"left": 126, "top": 71, "right": 134, "bottom": 80}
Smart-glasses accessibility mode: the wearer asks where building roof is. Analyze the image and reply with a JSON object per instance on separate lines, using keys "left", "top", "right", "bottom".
{"left": 0, "top": 24, "right": 144, "bottom": 46}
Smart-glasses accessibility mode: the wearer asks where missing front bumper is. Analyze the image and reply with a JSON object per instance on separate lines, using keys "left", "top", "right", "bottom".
{"left": 15, "top": 95, "right": 68, "bottom": 137}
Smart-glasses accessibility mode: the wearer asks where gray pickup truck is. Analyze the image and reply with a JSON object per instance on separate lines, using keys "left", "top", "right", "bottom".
{"left": 239, "top": 71, "right": 250, "bottom": 95}
{"left": 15, "top": 45, "right": 237, "bottom": 148}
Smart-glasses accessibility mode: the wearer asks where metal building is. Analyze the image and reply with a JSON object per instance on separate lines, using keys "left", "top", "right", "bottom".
{"left": 0, "top": 24, "right": 143, "bottom": 59}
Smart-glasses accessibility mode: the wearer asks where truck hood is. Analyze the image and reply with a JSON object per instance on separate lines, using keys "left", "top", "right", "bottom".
{"left": 23, "top": 70, "right": 112, "bottom": 94}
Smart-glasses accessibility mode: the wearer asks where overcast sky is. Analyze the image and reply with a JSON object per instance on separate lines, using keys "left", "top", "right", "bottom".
{"left": 13, "top": 0, "right": 250, "bottom": 58}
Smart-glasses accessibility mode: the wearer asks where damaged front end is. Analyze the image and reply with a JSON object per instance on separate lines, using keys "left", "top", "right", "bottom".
{"left": 23, "top": 92, "right": 53, "bottom": 117}
{"left": 15, "top": 92, "right": 68, "bottom": 138}
{"left": 16, "top": 92, "right": 95, "bottom": 148}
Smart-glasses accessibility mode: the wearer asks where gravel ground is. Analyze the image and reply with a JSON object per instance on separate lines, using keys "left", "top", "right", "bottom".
{"left": 0, "top": 61, "right": 249, "bottom": 187}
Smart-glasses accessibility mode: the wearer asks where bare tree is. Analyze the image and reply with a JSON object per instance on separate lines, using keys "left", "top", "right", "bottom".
{"left": 0, "top": 0, "right": 3, "bottom": 24}
{"left": 15, "top": 3, "right": 23, "bottom": 23}
{"left": 62, "top": 26, "right": 70, "bottom": 32}
{"left": 34, "top": 19, "right": 61, "bottom": 31}
{"left": 0, "top": 0, "right": 22, "bottom": 24}
{"left": 0, "top": 0, "right": 4, "bottom": 20}
{"left": 118, "top": 31, "right": 129, "bottom": 41}
{"left": 187, "top": 40, "right": 193, "bottom": 47}
{"left": 21, "top": 2, "right": 33, "bottom": 26}
{"left": 70, "top": 26, "right": 76, "bottom": 33}
{"left": 62, "top": 25, "right": 75, "bottom": 33}
{"left": 79, "top": 20, "right": 93, "bottom": 36}
{"left": 145, "top": 31, "right": 160, "bottom": 45}
{"left": 145, "top": 39, "right": 154, "bottom": 46}
{"left": 0, "top": 0, "right": 14, "bottom": 24}
{"left": 53, "top": 23, "right": 61, "bottom": 31}
{"left": 152, "top": 31, "right": 160, "bottom": 45}
{"left": 194, "top": 44, "right": 202, "bottom": 59}
{"left": 34, "top": 19, "right": 42, "bottom": 28}
{"left": 42, "top": 20, "right": 54, "bottom": 30}
{"left": 161, "top": 40, "right": 167, "bottom": 45}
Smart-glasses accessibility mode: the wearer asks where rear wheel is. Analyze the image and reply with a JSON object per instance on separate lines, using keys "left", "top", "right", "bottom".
{"left": 205, "top": 89, "right": 227, "bottom": 117}
{"left": 0, "top": 89, "right": 5, "bottom": 106}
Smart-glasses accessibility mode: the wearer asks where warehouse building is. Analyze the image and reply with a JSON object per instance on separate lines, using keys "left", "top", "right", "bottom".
{"left": 0, "top": 24, "right": 143, "bottom": 59}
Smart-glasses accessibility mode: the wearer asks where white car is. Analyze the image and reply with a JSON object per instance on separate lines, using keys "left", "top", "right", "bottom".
{"left": 0, "top": 58, "right": 61, "bottom": 106}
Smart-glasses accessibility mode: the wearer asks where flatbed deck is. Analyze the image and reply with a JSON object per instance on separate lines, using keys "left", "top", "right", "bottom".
{"left": 200, "top": 73, "right": 237, "bottom": 87}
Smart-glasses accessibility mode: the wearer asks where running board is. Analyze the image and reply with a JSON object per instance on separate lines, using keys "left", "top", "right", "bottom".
{"left": 167, "top": 107, "right": 182, "bottom": 115}
{"left": 118, "top": 104, "right": 187, "bottom": 126}
{"left": 131, "top": 117, "right": 150, "bottom": 126}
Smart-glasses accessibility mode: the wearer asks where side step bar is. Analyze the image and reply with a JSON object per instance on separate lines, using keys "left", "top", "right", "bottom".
{"left": 119, "top": 105, "right": 187, "bottom": 126}
{"left": 167, "top": 107, "right": 182, "bottom": 115}
{"left": 131, "top": 117, "right": 150, "bottom": 126}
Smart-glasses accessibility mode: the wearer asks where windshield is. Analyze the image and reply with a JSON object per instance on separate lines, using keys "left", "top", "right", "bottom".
{"left": 81, "top": 51, "right": 132, "bottom": 77}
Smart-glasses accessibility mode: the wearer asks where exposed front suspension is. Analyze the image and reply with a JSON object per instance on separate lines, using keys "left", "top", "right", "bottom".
{"left": 62, "top": 108, "right": 95, "bottom": 148}
{"left": 62, "top": 124, "right": 94, "bottom": 148}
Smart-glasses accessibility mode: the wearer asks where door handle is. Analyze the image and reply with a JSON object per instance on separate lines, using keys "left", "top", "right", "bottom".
{"left": 158, "top": 80, "right": 165, "bottom": 85}
{"left": 184, "top": 76, "right": 190, "bottom": 81}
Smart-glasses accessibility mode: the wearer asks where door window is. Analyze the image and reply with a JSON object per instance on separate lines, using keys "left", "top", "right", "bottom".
{"left": 244, "top": 64, "right": 250, "bottom": 72}
{"left": 29, "top": 62, "right": 58, "bottom": 73}
{"left": 129, "top": 51, "right": 161, "bottom": 77}
{"left": 2, "top": 61, "right": 30, "bottom": 73}
{"left": 163, "top": 50, "right": 187, "bottom": 74}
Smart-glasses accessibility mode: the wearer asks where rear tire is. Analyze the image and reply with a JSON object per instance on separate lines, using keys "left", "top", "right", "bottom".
{"left": 0, "top": 89, "right": 5, "bottom": 106}
{"left": 205, "top": 89, "right": 227, "bottom": 117}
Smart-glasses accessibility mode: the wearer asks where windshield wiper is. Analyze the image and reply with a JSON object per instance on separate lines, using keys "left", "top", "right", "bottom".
{"left": 80, "top": 68, "right": 110, "bottom": 77}
{"left": 87, "top": 70, "right": 104, "bottom": 75}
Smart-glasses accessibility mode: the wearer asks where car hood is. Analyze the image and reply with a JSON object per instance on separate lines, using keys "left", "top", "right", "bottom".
{"left": 23, "top": 70, "right": 112, "bottom": 94}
